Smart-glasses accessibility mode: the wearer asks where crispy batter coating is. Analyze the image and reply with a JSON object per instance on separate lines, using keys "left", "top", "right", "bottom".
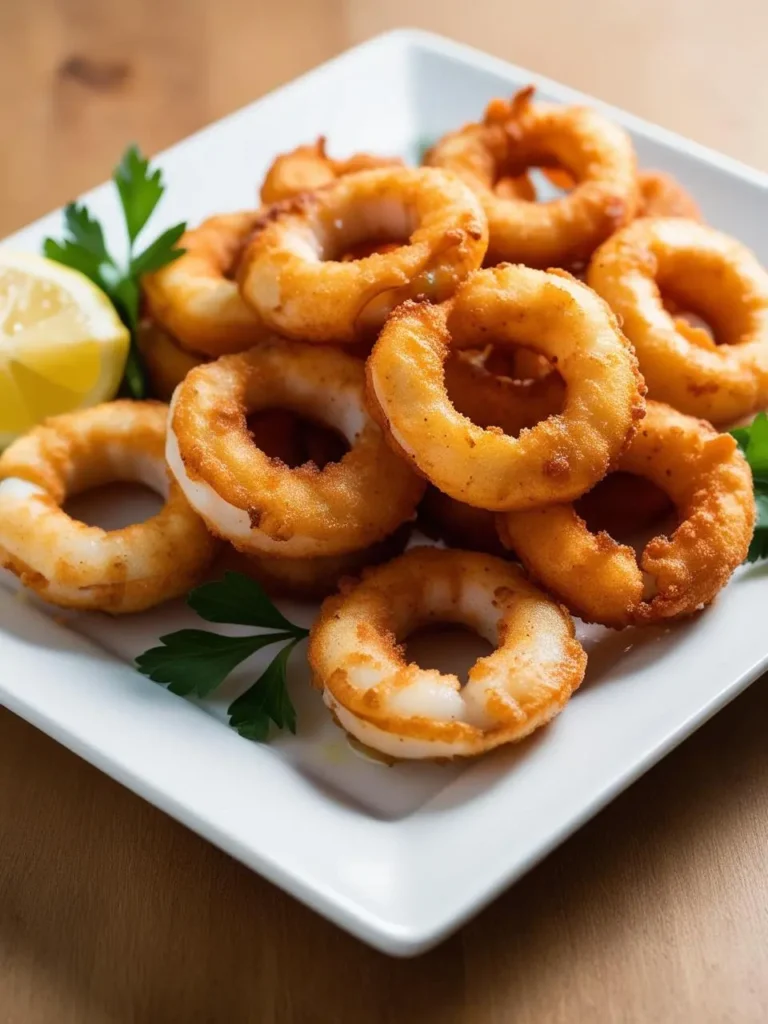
{"left": 0, "top": 401, "right": 218, "bottom": 614}
{"left": 223, "top": 523, "right": 412, "bottom": 600}
{"left": 143, "top": 212, "right": 268, "bottom": 357}
{"left": 419, "top": 346, "right": 565, "bottom": 552}
{"left": 426, "top": 86, "right": 638, "bottom": 267}
{"left": 308, "top": 547, "right": 586, "bottom": 759}
{"left": 443, "top": 346, "right": 565, "bottom": 436}
{"left": 637, "top": 170, "right": 702, "bottom": 220}
{"left": 168, "top": 340, "right": 425, "bottom": 558}
{"left": 260, "top": 136, "right": 402, "bottom": 204}
{"left": 541, "top": 167, "right": 702, "bottom": 221}
{"left": 238, "top": 166, "right": 488, "bottom": 344}
{"left": 588, "top": 217, "right": 768, "bottom": 424}
{"left": 137, "top": 320, "right": 206, "bottom": 401}
{"left": 497, "top": 402, "right": 755, "bottom": 627}
{"left": 367, "top": 265, "right": 645, "bottom": 511}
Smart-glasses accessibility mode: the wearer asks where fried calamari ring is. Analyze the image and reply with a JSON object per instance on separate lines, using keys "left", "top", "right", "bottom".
{"left": 260, "top": 137, "right": 402, "bottom": 204}
{"left": 420, "top": 347, "right": 564, "bottom": 553}
{"left": 483, "top": 345, "right": 553, "bottom": 382}
{"left": 588, "top": 218, "right": 768, "bottom": 424}
{"left": 493, "top": 173, "right": 537, "bottom": 201}
{"left": 425, "top": 86, "right": 638, "bottom": 267}
{"left": 541, "top": 167, "right": 702, "bottom": 221}
{"left": 137, "top": 320, "right": 206, "bottom": 401}
{"left": 238, "top": 166, "right": 488, "bottom": 344}
{"left": 637, "top": 170, "right": 702, "bottom": 220}
{"left": 497, "top": 402, "right": 754, "bottom": 628}
{"left": 367, "top": 265, "right": 645, "bottom": 510}
{"left": 308, "top": 547, "right": 586, "bottom": 760}
{"left": 224, "top": 408, "right": 410, "bottom": 596}
{"left": 420, "top": 452, "right": 669, "bottom": 558}
{"left": 0, "top": 401, "right": 218, "bottom": 614}
{"left": 143, "top": 212, "right": 267, "bottom": 357}
{"left": 224, "top": 523, "right": 412, "bottom": 600}
{"left": 168, "top": 340, "right": 425, "bottom": 558}
{"left": 420, "top": 348, "right": 565, "bottom": 552}
{"left": 443, "top": 346, "right": 565, "bottom": 435}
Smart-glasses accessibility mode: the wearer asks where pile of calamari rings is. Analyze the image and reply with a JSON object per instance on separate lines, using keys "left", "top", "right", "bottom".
{"left": 0, "top": 86, "right": 760, "bottom": 759}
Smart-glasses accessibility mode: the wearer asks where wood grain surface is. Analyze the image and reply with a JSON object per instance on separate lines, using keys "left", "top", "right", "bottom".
{"left": 2, "top": 1, "right": 768, "bottom": 1021}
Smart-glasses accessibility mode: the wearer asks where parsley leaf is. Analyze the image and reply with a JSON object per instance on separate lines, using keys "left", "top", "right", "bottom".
{"left": 747, "top": 492, "right": 768, "bottom": 563}
{"left": 228, "top": 639, "right": 300, "bottom": 740}
{"left": 113, "top": 144, "right": 165, "bottom": 243}
{"left": 732, "top": 412, "right": 768, "bottom": 485}
{"left": 130, "top": 223, "right": 187, "bottom": 277}
{"left": 136, "top": 629, "right": 294, "bottom": 698}
{"left": 42, "top": 237, "right": 106, "bottom": 283}
{"left": 731, "top": 413, "right": 768, "bottom": 561}
{"left": 44, "top": 143, "right": 186, "bottom": 399}
{"left": 188, "top": 572, "right": 308, "bottom": 636}
{"left": 135, "top": 573, "right": 307, "bottom": 742}
{"left": 730, "top": 425, "right": 751, "bottom": 454}
{"left": 62, "top": 202, "right": 113, "bottom": 262}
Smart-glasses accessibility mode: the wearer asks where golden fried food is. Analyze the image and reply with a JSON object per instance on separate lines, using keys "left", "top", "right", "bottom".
{"left": 497, "top": 402, "right": 754, "bottom": 628}
{"left": 443, "top": 346, "right": 565, "bottom": 435}
{"left": 367, "top": 265, "right": 645, "bottom": 511}
{"left": 423, "top": 345, "right": 565, "bottom": 551}
{"left": 224, "top": 523, "right": 412, "bottom": 600}
{"left": 233, "top": 408, "right": 411, "bottom": 595}
{"left": 420, "top": 345, "right": 565, "bottom": 554}
{"left": 425, "top": 86, "right": 638, "bottom": 267}
{"left": 588, "top": 217, "right": 768, "bottom": 424}
{"left": 238, "top": 166, "right": 488, "bottom": 344}
{"left": 0, "top": 401, "right": 218, "bottom": 614}
{"left": 308, "top": 547, "right": 586, "bottom": 759}
{"left": 143, "top": 212, "right": 267, "bottom": 357}
{"left": 637, "top": 170, "right": 702, "bottom": 220}
{"left": 168, "top": 340, "right": 425, "bottom": 558}
{"left": 492, "top": 173, "right": 537, "bottom": 201}
{"left": 260, "top": 136, "right": 402, "bottom": 204}
{"left": 540, "top": 166, "right": 700, "bottom": 221}
{"left": 482, "top": 345, "right": 553, "bottom": 382}
{"left": 137, "top": 320, "right": 206, "bottom": 401}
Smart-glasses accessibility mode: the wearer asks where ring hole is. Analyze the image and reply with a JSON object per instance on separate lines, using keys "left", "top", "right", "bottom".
{"left": 404, "top": 624, "right": 493, "bottom": 688}
{"left": 321, "top": 199, "right": 416, "bottom": 261}
{"left": 64, "top": 483, "right": 164, "bottom": 529}
{"left": 661, "top": 291, "right": 716, "bottom": 342}
{"left": 341, "top": 240, "right": 401, "bottom": 262}
{"left": 574, "top": 472, "right": 676, "bottom": 548}
{"left": 247, "top": 409, "right": 350, "bottom": 469}
{"left": 495, "top": 165, "right": 574, "bottom": 204}
{"left": 445, "top": 347, "right": 566, "bottom": 438}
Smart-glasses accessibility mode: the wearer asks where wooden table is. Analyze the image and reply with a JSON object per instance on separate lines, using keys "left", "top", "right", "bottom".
{"left": 2, "top": 2, "right": 768, "bottom": 1020}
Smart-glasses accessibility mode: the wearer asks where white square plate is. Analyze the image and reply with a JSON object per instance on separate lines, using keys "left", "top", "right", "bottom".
{"left": 2, "top": 29, "right": 768, "bottom": 957}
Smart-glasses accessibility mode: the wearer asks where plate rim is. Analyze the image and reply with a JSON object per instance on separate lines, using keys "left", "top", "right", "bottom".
{"left": 2, "top": 27, "right": 767, "bottom": 958}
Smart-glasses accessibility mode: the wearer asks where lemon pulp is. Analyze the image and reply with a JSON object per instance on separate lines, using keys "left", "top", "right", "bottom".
{"left": 0, "top": 252, "right": 130, "bottom": 448}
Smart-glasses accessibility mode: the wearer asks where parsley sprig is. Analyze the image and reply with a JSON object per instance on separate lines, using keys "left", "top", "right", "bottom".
{"left": 731, "top": 412, "right": 768, "bottom": 562}
{"left": 136, "top": 573, "right": 308, "bottom": 741}
{"left": 43, "top": 144, "right": 186, "bottom": 400}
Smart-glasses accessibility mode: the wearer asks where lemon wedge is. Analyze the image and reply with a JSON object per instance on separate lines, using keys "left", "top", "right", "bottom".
{"left": 0, "top": 250, "right": 129, "bottom": 448}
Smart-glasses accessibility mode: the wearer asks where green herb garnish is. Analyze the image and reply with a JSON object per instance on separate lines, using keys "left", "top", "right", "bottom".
{"left": 136, "top": 573, "right": 308, "bottom": 740}
{"left": 43, "top": 144, "right": 186, "bottom": 399}
{"left": 731, "top": 412, "right": 768, "bottom": 562}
